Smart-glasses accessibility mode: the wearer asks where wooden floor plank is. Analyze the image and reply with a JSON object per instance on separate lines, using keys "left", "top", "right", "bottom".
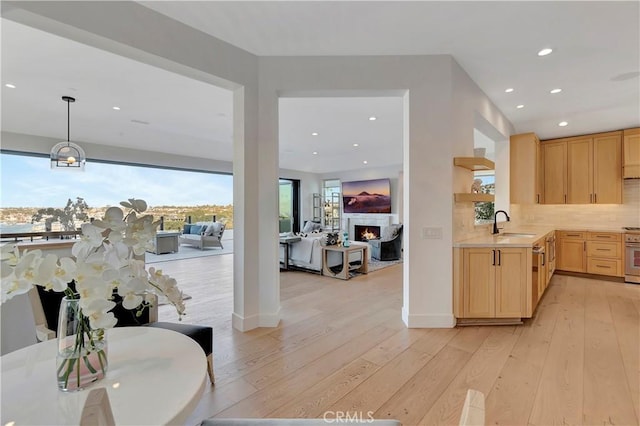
{"left": 528, "top": 278, "right": 586, "bottom": 426}
{"left": 418, "top": 329, "right": 519, "bottom": 425}
{"left": 608, "top": 293, "right": 640, "bottom": 423}
{"left": 485, "top": 280, "right": 563, "bottom": 425}
{"left": 150, "top": 255, "right": 640, "bottom": 426}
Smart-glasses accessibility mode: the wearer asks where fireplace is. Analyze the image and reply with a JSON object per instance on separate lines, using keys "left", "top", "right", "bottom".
{"left": 354, "top": 225, "right": 381, "bottom": 241}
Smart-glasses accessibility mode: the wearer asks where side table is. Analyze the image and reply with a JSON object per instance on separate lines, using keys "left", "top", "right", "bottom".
{"left": 152, "top": 231, "right": 180, "bottom": 254}
{"left": 321, "top": 243, "right": 368, "bottom": 280}
{"left": 279, "top": 236, "right": 301, "bottom": 270}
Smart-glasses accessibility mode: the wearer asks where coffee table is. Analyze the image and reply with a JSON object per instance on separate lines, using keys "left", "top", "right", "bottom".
{"left": 321, "top": 242, "right": 369, "bottom": 280}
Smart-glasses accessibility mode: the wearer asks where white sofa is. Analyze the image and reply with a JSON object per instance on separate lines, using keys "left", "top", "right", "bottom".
{"left": 179, "top": 221, "right": 225, "bottom": 250}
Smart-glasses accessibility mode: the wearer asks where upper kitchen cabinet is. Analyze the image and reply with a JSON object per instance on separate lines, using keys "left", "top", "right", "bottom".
{"left": 541, "top": 141, "right": 567, "bottom": 204}
{"left": 623, "top": 128, "right": 640, "bottom": 178}
{"left": 510, "top": 133, "right": 542, "bottom": 204}
{"left": 540, "top": 131, "right": 622, "bottom": 204}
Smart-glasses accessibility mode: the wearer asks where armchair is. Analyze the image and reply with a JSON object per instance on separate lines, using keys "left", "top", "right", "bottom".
{"left": 369, "top": 224, "right": 403, "bottom": 261}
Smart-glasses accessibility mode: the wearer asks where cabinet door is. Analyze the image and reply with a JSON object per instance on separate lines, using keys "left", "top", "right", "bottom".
{"left": 557, "top": 238, "right": 586, "bottom": 272}
{"left": 623, "top": 128, "right": 640, "bottom": 178}
{"left": 567, "top": 138, "right": 593, "bottom": 204}
{"left": 495, "top": 248, "right": 528, "bottom": 318}
{"left": 510, "top": 133, "right": 541, "bottom": 204}
{"left": 463, "top": 248, "right": 495, "bottom": 318}
{"left": 542, "top": 142, "right": 567, "bottom": 204}
{"left": 593, "top": 133, "right": 622, "bottom": 204}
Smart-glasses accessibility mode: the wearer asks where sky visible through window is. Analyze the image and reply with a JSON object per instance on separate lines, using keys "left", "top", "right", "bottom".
{"left": 0, "top": 153, "right": 233, "bottom": 208}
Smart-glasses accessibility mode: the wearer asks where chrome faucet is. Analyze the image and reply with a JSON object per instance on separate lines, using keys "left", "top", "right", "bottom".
{"left": 492, "top": 210, "right": 511, "bottom": 234}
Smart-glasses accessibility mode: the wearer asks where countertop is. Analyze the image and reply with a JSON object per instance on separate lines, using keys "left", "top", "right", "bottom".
{"left": 453, "top": 225, "right": 625, "bottom": 248}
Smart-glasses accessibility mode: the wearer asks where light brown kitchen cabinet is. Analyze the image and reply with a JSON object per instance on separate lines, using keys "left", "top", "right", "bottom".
{"left": 567, "top": 137, "right": 593, "bottom": 204}
{"left": 460, "top": 247, "right": 528, "bottom": 318}
{"left": 541, "top": 131, "right": 622, "bottom": 204}
{"left": 557, "top": 231, "right": 586, "bottom": 272}
{"left": 510, "top": 133, "right": 542, "bottom": 204}
{"left": 586, "top": 231, "right": 623, "bottom": 277}
{"left": 623, "top": 128, "right": 640, "bottom": 178}
{"left": 541, "top": 141, "right": 567, "bottom": 204}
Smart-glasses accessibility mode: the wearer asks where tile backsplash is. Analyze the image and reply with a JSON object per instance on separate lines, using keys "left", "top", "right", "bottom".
{"left": 510, "top": 180, "right": 640, "bottom": 229}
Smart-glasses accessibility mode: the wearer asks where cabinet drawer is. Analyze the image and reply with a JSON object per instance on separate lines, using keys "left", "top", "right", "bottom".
{"left": 586, "top": 241, "right": 621, "bottom": 258}
{"left": 587, "top": 258, "right": 622, "bottom": 277}
{"left": 587, "top": 232, "right": 622, "bottom": 242}
{"left": 558, "top": 231, "right": 586, "bottom": 240}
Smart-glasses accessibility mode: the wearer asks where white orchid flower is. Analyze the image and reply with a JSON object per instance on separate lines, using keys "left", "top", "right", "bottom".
{"left": 72, "top": 223, "right": 105, "bottom": 260}
{"left": 82, "top": 298, "right": 117, "bottom": 329}
{"left": 120, "top": 198, "right": 147, "bottom": 213}
{"left": 0, "top": 244, "right": 20, "bottom": 266}
{"left": 117, "top": 276, "right": 147, "bottom": 310}
{"left": 35, "top": 254, "right": 72, "bottom": 292}
{"left": 1, "top": 271, "right": 32, "bottom": 302}
{"left": 92, "top": 206, "right": 126, "bottom": 232}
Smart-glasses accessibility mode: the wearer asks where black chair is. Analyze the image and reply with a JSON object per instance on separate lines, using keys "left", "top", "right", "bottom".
{"left": 369, "top": 224, "right": 403, "bottom": 261}
{"left": 36, "top": 286, "right": 215, "bottom": 385}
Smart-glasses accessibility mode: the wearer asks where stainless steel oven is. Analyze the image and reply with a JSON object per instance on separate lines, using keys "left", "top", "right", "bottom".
{"left": 624, "top": 228, "right": 640, "bottom": 284}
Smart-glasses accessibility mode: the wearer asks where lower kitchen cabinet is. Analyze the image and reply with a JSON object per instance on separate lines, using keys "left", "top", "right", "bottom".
{"left": 557, "top": 231, "right": 586, "bottom": 272}
{"left": 460, "top": 247, "right": 528, "bottom": 318}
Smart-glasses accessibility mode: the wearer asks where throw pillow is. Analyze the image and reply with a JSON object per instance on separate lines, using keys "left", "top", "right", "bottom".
{"left": 302, "top": 221, "right": 314, "bottom": 233}
{"left": 205, "top": 222, "right": 220, "bottom": 236}
{"left": 190, "top": 224, "right": 205, "bottom": 235}
{"left": 324, "top": 232, "right": 338, "bottom": 246}
{"left": 381, "top": 225, "right": 400, "bottom": 241}
{"left": 183, "top": 224, "right": 192, "bottom": 234}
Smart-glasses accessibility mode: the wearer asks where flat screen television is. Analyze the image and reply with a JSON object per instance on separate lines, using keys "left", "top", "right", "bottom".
{"left": 342, "top": 178, "right": 391, "bottom": 214}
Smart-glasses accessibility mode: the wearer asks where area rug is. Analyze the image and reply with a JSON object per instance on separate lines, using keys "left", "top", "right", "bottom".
{"left": 145, "top": 239, "right": 233, "bottom": 263}
{"left": 368, "top": 258, "right": 403, "bottom": 272}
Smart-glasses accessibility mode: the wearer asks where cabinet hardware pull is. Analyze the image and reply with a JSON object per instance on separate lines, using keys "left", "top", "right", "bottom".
{"left": 596, "top": 265, "right": 611, "bottom": 269}
{"left": 567, "top": 234, "right": 579, "bottom": 237}
{"left": 584, "top": 241, "right": 586, "bottom": 251}
{"left": 541, "top": 252, "right": 545, "bottom": 266}
{"left": 594, "top": 193, "right": 597, "bottom": 203}
{"left": 596, "top": 236, "right": 609, "bottom": 238}
{"left": 537, "top": 194, "right": 540, "bottom": 204}
{"left": 492, "top": 249, "right": 495, "bottom": 266}
{"left": 497, "top": 250, "right": 501, "bottom": 266}
{"left": 564, "top": 194, "right": 567, "bottom": 203}
{"left": 596, "top": 248, "right": 609, "bottom": 251}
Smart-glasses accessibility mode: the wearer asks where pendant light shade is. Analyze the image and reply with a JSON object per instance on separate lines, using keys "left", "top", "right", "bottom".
{"left": 51, "top": 96, "right": 85, "bottom": 171}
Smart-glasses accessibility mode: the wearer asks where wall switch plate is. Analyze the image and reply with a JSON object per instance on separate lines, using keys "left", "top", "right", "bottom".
{"left": 422, "top": 227, "right": 443, "bottom": 239}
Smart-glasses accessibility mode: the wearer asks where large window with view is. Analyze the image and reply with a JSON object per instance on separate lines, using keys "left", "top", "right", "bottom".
{"left": 0, "top": 153, "right": 233, "bottom": 236}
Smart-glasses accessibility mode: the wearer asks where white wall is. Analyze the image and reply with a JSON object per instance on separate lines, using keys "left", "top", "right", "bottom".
{"left": 4, "top": 2, "right": 515, "bottom": 330}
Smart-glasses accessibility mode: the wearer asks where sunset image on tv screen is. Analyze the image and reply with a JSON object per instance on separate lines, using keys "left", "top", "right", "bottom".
{"left": 342, "top": 178, "right": 391, "bottom": 214}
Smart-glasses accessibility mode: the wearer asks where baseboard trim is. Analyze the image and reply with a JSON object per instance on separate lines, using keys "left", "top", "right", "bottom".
{"left": 402, "top": 308, "right": 456, "bottom": 328}
{"left": 258, "top": 308, "right": 281, "bottom": 328}
{"left": 231, "top": 312, "right": 259, "bottom": 332}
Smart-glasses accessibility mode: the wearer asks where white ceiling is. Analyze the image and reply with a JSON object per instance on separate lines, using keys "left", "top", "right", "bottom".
{"left": 2, "top": 2, "right": 639, "bottom": 174}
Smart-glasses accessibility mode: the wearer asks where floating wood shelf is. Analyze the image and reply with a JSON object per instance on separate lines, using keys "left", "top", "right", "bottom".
{"left": 454, "top": 193, "right": 495, "bottom": 203}
{"left": 453, "top": 157, "right": 495, "bottom": 171}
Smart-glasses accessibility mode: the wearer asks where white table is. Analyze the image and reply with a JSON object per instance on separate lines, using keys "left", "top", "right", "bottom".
{"left": 1, "top": 327, "right": 207, "bottom": 425}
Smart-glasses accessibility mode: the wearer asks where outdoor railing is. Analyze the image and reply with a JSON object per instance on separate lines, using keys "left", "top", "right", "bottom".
{"left": 0, "top": 230, "right": 82, "bottom": 242}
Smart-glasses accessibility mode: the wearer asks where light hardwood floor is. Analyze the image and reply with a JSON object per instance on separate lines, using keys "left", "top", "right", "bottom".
{"left": 156, "top": 254, "right": 640, "bottom": 426}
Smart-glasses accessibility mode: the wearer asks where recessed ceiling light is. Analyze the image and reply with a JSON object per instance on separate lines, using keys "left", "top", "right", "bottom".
{"left": 368, "top": 116, "right": 377, "bottom": 121}
{"left": 5, "top": 83, "right": 16, "bottom": 89}
{"left": 516, "top": 104, "right": 524, "bottom": 109}
{"left": 550, "top": 88, "right": 562, "bottom": 94}
{"left": 112, "top": 106, "right": 121, "bottom": 110}
{"left": 538, "top": 48, "right": 553, "bottom": 56}
{"left": 311, "top": 132, "right": 319, "bottom": 136}
{"left": 313, "top": 151, "right": 318, "bottom": 155}
{"left": 353, "top": 143, "right": 359, "bottom": 147}
{"left": 558, "top": 121, "right": 568, "bottom": 127}
{"left": 505, "top": 88, "right": 514, "bottom": 93}
{"left": 363, "top": 160, "right": 368, "bottom": 164}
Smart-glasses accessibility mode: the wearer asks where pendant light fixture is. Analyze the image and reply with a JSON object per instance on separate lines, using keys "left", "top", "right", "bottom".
{"left": 50, "top": 96, "right": 86, "bottom": 170}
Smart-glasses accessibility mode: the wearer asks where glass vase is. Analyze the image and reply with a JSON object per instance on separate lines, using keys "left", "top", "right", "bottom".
{"left": 56, "top": 296, "right": 108, "bottom": 391}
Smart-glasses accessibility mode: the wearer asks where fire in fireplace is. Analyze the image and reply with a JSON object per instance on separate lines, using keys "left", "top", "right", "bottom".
{"left": 354, "top": 225, "right": 381, "bottom": 241}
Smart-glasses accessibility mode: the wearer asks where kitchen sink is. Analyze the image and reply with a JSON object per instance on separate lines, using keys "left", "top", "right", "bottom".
{"left": 497, "top": 233, "right": 537, "bottom": 238}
